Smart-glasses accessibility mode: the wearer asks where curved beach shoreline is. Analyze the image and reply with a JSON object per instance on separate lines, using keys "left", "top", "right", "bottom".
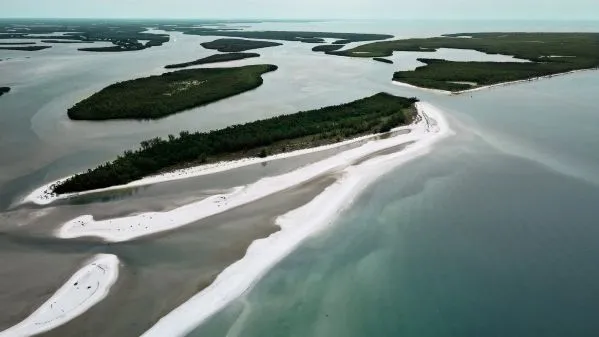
{"left": 140, "top": 102, "right": 452, "bottom": 337}
{"left": 0, "top": 254, "right": 119, "bottom": 337}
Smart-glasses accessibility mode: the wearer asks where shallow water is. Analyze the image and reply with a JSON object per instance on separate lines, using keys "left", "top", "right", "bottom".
{"left": 2, "top": 19, "right": 599, "bottom": 337}
{"left": 188, "top": 45, "right": 599, "bottom": 337}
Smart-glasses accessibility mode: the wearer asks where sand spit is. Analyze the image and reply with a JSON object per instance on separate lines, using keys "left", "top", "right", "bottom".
{"left": 140, "top": 102, "right": 453, "bottom": 337}
{"left": 0, "top": 254, "right": 119, "bottom": 337}
{"left": 54, "top": 103, "right": 444, "bottom": 243}
{"left": 392, "top": 67, "right": 598, "bottom": 95}
{"left": 22, "top": 125, "right": 414, "bottom": 207}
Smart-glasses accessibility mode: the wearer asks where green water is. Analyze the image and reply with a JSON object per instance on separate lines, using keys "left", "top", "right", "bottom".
{"left": 190, "top": 64, "right": 599, "bottom": 336}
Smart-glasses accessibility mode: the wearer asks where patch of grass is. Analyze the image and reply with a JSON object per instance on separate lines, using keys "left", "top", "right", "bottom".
{"left": 201, "top": 38, "right": 282, "bottom": 52}
{"left": 165, "top": 52, "right": 260, "bottom": 69}
{"left": 67, "top": 64, "right": 278, "bottom": 120}
{"left": 54, "top": 93, "right": 417, "bottom": 193}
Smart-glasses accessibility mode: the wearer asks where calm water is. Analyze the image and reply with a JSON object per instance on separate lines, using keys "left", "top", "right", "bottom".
{"left": 188, "top": 23, "right": 599, "bottom": 337}
{"left": 1, "top": 19, "right": 599, "bottom": 337}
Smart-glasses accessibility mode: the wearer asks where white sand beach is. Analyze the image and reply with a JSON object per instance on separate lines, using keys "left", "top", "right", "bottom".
{"left": 0, "top": 254, "right": 119, "bottom": 337}
{"left": 23, "top": 119, "right": 414, "bottom": 207}
{"left": 54, "top": 102, "right": 447, "bottom": 243}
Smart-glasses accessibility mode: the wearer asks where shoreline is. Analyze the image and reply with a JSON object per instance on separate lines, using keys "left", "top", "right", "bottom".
{"left": 54, "top": 103, "right": 441, "bottom": 243}
{"left": 0, "top": 254, "right": 119, "bottom": 337}
{"left": 392, "top": 67, "right": 598, "bottom": 95}
{"left": 22, "top": 125, "right": 415, "bottom": 207}
{"left": 140, "top": 102, "right": 453, "bottom": 337}
{"left": 391, "top": 81, "right": 452, "bottom": 95}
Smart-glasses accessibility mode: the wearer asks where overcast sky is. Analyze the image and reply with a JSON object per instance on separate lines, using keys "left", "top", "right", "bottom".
{"left": 2, "top": 0, "right": 599, "bottom": 20}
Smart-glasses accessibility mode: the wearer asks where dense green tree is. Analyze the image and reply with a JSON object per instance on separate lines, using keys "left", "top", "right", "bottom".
{"left": 54, "top": 93, "right": 418, "bottom": 194}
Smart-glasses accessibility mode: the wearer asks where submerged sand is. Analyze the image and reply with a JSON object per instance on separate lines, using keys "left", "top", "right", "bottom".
{"left": 0, "top": 174, "right": 336, "bottom": 337}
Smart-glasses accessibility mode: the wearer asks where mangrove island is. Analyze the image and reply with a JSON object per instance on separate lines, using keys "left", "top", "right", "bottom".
{"left": 67, "top": 64, "right": 278, "bottom": 120}
{"left": 201, "top": 39, "right": 282, "bottom": 52}
{"left": 53, "top": 93, "right": 417, "bottom": 193}
{"left": 165, "top": 53, "right": 260, "bottom": 69}
{"left": 373, "top": 57, "right": 394, "bottom": 64}
{"left": 0, "top": 45, "right": 51, "bottom": 51}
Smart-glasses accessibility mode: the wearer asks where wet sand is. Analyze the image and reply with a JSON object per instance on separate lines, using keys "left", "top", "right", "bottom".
{"left": 352, "top": 141, "right": 415, "bottom": 166}
{"left": 0, "top": 248, "right": 92, "bottom": 331}
{"left": 0, "top": 173, "right": 337, "bottom": 337}
{"left": 8, "top": 133, "right": 365, "bottom": 212}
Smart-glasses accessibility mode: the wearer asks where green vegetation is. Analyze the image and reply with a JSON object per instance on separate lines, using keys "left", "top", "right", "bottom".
{"left": 68, "top": 64, "right": 278, "bottom": 120}
{"left": 393, "top": 58, "right": 580, "bottom": 91}
{"left": 201, "top": 39, "right": 282, "bottom": 52}
{"left": 0, "top": 87, "right": 10, "bottom": 97}
{"left": 160, "top": 26, "right": 393, "bottom": 44}
{"left": 312, "top": 44, "right": 344, "bottom": 52}
{"left": 78, "top": 39, "right": 158, "bottom": 52}
{"left": 53, "top": 93, "right": 417, "bottom": 193}
{"left": 0, "top": 20, "right": 170, "bottom": 52}
{"left": 165, "top": 53, "right": 260, "bottom": 69}
{"left": 0, "top": 20, "right": 391, "bottom": 53}
{"left": 0, "top": 45, "right": 51, "bottom": 51}
{"left": 331, "top": 33, "right": 599, "bottom": 92}
{"left": 0, "top": 42, "right": 36, "bottom": 45}
{"left": 41, "top": 40, "right": 89, "bottom": 44}
{"left": 373, "top": 57, "right": 393, "bottom": 64}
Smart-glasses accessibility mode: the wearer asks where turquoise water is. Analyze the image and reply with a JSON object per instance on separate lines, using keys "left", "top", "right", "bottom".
{"left": 189, "top": 49, "right": 599, "bottom": 337}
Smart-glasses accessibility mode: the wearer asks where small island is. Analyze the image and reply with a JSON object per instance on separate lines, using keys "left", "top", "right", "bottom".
{"left": 201, "top": 38, "right": 282, "bottom": 52}
{"left": 53, "top": 92, "right": 417, "bottom": 193}
{"left": 41, "top": 40, "right": 90, "bottom": 44}
{"left": 0, "top": 87, "right": 11, "bottom": 97}
{"left": 165, "top": 53, "right": 260, "bottom": 69}
{"left": 312, "top": 44, "right": 344, "bottom": 53}
{"left": 67, "top": 64, "right": 278, "bottom": 120}
{"left": 373, "top": 57, "right": 393, "bottom": 64}
{"left": 0, "top": 42, "right": 37, "bottom": 45}
{"left": 0, "top": 45, "right": 51, "bottom": 51}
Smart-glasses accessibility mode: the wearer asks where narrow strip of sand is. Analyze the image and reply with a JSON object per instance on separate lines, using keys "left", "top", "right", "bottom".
{"left": 0, "top": 254, "right": 119, "bottom": 337}
{"left": 54, "top": 103, "right": 442, "bottom": 243}
{"left": 393, "top": 67, "right": 598, "bottom": 95}
{"left": 140, "top": 102, "right": 453, "bottom": 337}
{"left": 22, "top": 124, "right": 415, "bottom": 206}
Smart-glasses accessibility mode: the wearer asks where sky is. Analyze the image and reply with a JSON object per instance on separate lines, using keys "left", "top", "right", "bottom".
{"left": 2, "top": 0, "right": 599, "bottom": 20}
